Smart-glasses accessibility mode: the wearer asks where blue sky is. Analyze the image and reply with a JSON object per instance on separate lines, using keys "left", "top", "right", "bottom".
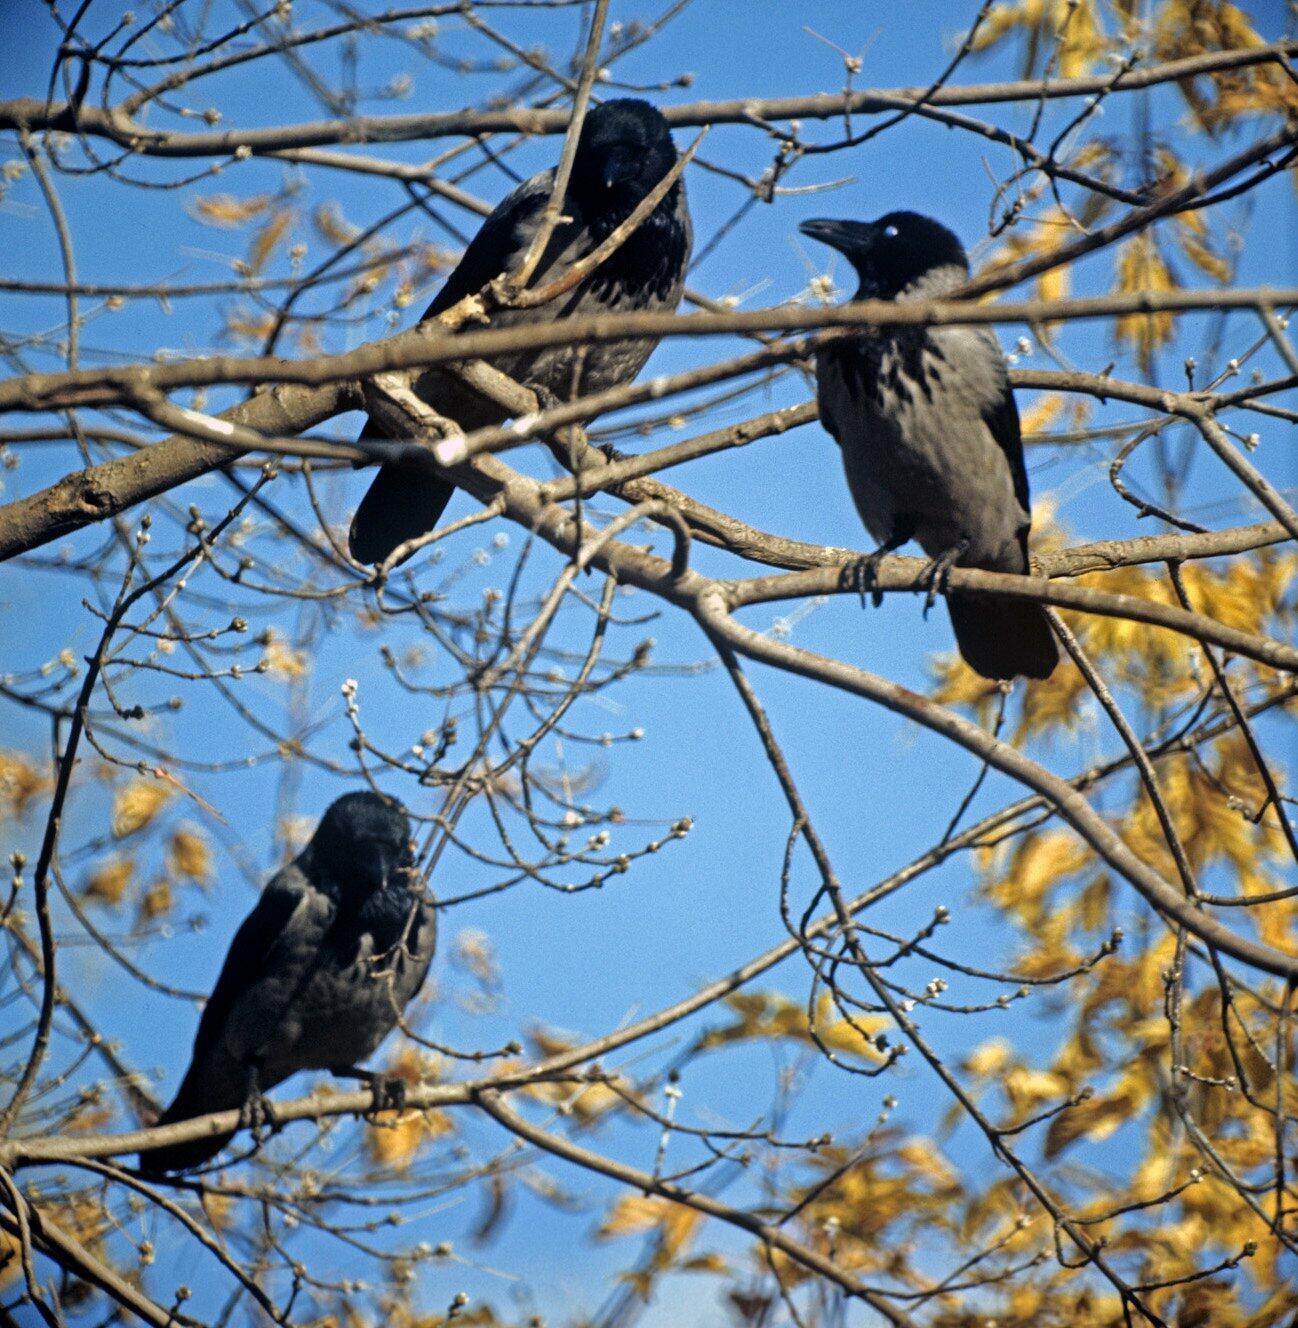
{"left": 2, "top": 2, "right": 1297, "bottom": 1323}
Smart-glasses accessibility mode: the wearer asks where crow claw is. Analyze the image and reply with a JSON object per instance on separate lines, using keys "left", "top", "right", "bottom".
{"left": 523, "top": 381, "right": 564, "bottom": 415}
{"left": 371, "top": 1074, "right": 407, "bottom": 1115}
{"left": 919, "top": 540, "right": 970, "bottom": 617}
{"left": 239, "top": 1093, "right": 275, "bottom": 1143}
{"left": 847, "top": 531, "right": 911, "bottom": 608}
{"left": 848, "top": 553, "right": 885, "bottom": 609}
{"left": 337, "top": 1066, "right": 407, "bottom": 1117}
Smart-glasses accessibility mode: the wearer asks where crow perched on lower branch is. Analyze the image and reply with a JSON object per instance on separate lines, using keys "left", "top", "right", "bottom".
{"left": 801, "top": 210, "right": 1057, "bottom": 682}
{"left": 348, "top": 98, "right": 693, "bottom": 565}
{"left": 140, "top": 791, "right": 435, "bottom": 1174}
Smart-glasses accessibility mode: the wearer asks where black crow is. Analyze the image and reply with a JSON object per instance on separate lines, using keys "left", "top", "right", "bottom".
{"left": 348, "top": 98, "right": 693, "bottom": 565}
{"left": 140, "top": 791, "right": 435, "bottom": 1174}
{"left": 800, "top": 211, "right": 1057, "bottom": 681}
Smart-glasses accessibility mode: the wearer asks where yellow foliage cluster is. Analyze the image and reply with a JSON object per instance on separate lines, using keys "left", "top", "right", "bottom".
{"left": 599, "top": 1192, "right": 730, "bottom": 1300}
{"left": 1154, "top": 0, "right": 1298, "bottom": 129}
{"left": 972, "top": 0, "right": 1298, "bottom": 138}
{"left": 0, "top": 749, "right": 48, "bottom": 819}
{"left": 936, "top": 544, "right": 1298, "bottom": 742}
{"left": 971, "top": 0, "right": 1113, "bottom": 79}
{"left": 782, "top": 1131, "right": 964, "bottom": 1287}
{"left": 599, "top": 1193, "right": 700, "bottom": 1258}
{"left": 364, "top": 1047, "right": 454, "bottom": 1171}
{"left": 917, "top": 505, "right": 1298, "bottom": 1317}
{"left": 699, "top": 990, "right": 888, "bottom": 1063}
{"left": 110, "top": 778, "right": 172, "bottom": 839}
{"left": 521, "top": 1028, "right": 626, "bottom": 1121}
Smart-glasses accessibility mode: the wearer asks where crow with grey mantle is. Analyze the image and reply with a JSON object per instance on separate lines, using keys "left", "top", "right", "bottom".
{"left": 799, "top": 210, "right": 1057, "bottom": 681}
{"left": 348, "top": 98, "right": 692, "bottom": 565}
{"left": 140, "top": 791, "right": 435, "bottom": 1174}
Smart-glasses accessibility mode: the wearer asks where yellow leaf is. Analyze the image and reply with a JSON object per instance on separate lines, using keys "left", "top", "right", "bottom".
{"left": 929, "top": 650, "right": 1005, "bottom": 714}
{"left": 1176, "top": 229, "right": 1232, "bottom": 283}
{"left": 223, "top": 309, "right": 276, "bottom": 344}
{"left": 699, "top": 991, "right": 884, "bottom": 1061}
{"left": 0, "top": 750, "right": 48, "bottom": 819}
{"left": 247, "top": 208, "right": 295, "bottom": 276}
{"left": 1131, "top": 1143, "right": 1175, "bottom": 1199}
{"left": 365, "top": 1106, "right": 453, "bottom": 1170}
{"left": 314, "top": 202, "right": 360, "bottom": 246}
{"left": 599, "top": 1194, "right": 701, "bottom": 1260}
{"left": 988, "top": 829, "right": 1091, "bottom": 928}
{"left": 83, "top": 856, "right": 134, "bottom": 906}
{"left": 965, "top": 1038, "right": 1014, "bottom": 1078}
{"left": 617, "top": 1268, "right": 655, "bottom": 1300}
{"left": 201, "top": 1191, "right": 235, "bottom": 1229}
{"left": 815, "top": 993, "right": 888, "bottom": 1062}
{"left": 189, "top": 192, "right": 273, "bottom": 227}
{"left": 898, "top": 1138, "right": 957, "bottom": 1187}
{"left": 1114, "top": 233, "right": 1177, "bottom": 372}
{"left": 681, "top": 1252, "right": 729, "bottom": 1275}
{"left": 1003, "top": 1065, "right": 1068, "bottom": 1115}
{"left": 1043, "top": 1086, "right": 1140, "bottom": 1158}
{"left": 599, "top": 1193, "right": 673, "bottom": 1237}
{"left": 1019, "top": 392, "right": 1066, "bottom": 437}
{"left": 167, "top": 826, "right": 212, "bottom": 884}
{"left": 363, "top": 1047, "right": 452, "bottom": 1168}
{"left": 524, "top": 1076, "right": 624, "bottom": 1122}
{"left": 1077, "top": 872, "right": 1111, "bottom": 932}
{"left": 136, "top": 878, "right": 173, "bottom": 924}
{"left": 112, "top": 779, "right": 172, "bottom": 838}
{"left": 261, "top": 629, "right": 308, "bottom": 680}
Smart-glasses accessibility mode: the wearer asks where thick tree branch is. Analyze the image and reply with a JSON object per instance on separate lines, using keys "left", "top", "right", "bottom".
{"left": 3, "top": 40, "right": 1293, "bottom": 155}
{"left": 4, "top": 288, "right": 1295, "bottom": 416}
{"left": 0, "top": 382, "right": 347, "bottom": 560}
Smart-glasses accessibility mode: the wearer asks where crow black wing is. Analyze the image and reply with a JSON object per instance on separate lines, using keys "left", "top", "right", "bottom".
{"left": 418, "top": 171, "right": 555, "bottom": 322}
{"left": 184, "top": 867, "right": 317, "bottom": 1074}
{"left": 349, "top": 174, "right": 559, "bottom": 563}
{"left": 980, "top": 378, "right": 1031, "bottom": 520}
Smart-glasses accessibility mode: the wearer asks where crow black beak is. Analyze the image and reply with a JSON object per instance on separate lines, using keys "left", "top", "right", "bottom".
{"left": 601, "top": 148, "right": 638, "bottom": 192}
{"left": 799, "top": 218, "right": 873, "bottom": 257}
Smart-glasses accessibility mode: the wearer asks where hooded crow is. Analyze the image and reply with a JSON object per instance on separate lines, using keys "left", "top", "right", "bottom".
{"left": 348, "top": 98, "right": 693, "bottom": 565}
{"left": 140, "top": 791, "right": 435, "bottom": 1174}
{"left": 800, "top": 210, "right": 1057, "bottom": 681}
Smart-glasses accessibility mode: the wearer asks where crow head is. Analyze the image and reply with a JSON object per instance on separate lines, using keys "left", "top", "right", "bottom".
{"left": 308, "top": 791, "right": 414, "bottom": 901}
{"left": 800, "top": 211, "right": 968, "bottom": 301}
{"left": 570, "top": 98, "right": 679, "bottom": 221}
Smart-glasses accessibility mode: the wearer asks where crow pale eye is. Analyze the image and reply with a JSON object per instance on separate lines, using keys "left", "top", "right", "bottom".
{"left": 805, "top": 209, "right": 1058, "bottom": 682}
